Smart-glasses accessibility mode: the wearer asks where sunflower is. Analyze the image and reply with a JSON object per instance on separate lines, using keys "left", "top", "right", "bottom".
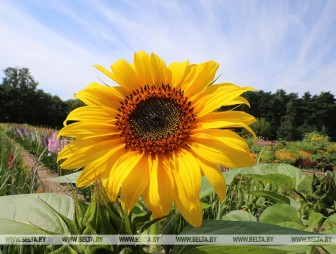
{"left": 58, "top": 51, "right": 255, "bottom": 227}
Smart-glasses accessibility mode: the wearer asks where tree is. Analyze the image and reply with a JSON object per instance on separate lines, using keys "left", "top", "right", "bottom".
{"left": 250, "top": 118, "right": 272, "bottom": 139}
{"left": 277, "top": 116, "right": 295, "bottom": 140}
{"left": 0, "top": 67, "right": 68, "bottom": 127}
{"left": 2, "top": 67, "right": 38, "bottom": 91}
{"left": 311, "top": 92, "right": 336, "bottom": 139}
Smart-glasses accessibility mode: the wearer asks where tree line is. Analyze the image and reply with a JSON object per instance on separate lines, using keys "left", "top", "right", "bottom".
{"left": 1, "top": 67, "right": 336, "bottom": 140}
{"left": 241, "top": 89, "right": 336, "bottom": 141}
{"left": 0, "top": 67, "right": 82, "bottom": 128}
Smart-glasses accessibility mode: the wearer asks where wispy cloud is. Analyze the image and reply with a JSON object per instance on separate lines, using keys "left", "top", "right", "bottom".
{"left": 0, "top": 0, "right": 101, "bottom": 98}
{"left": 0, "top": 0, "right": 335, "bottom": 100}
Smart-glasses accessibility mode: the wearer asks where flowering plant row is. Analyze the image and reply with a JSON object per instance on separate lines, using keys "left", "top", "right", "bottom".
{"left": 5, "top": 124, "right": 69, "bottom": 174}
{"left": 0, "top": 125, "right": 37, "bottom": 195}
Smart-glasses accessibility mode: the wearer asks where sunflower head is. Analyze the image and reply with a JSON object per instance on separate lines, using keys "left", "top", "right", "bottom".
{"left": 58, "top": 51, "right": 256, "bottom": 227}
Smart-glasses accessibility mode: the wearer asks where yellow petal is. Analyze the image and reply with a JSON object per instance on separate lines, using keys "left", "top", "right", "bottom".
{"left": 110, "top": 59, "right": 141, "bottom": 92}
{"left": 200, "top": 129, "right": 251, "bottom": 153}
{"left": 150, "top": 52, "right": 169, "bottom": 86}
{"left": 168, "top": 61, "right": 191, "bottom": 90}
{"left": 94, "top": 65, "right": 115, "bottom": 80}
{"left": 76, "top": 143, "right": 126, "bottom": 187}
{"left": 74, "top": 82, "right": 126, "bottom": 108}
{"left": 196, "top": 111, "right": 256, "bottom": 137}
{"left": 57, "top": 135, "right": 120, "bottom": 163}
{"left": 229, "top": 96, "right": 251, "bottom": 108}
{"left": 195, "top": 155, "right": 227, "bottom": 201}
{"left": 175, "top": 193, "right": 202, "bottom": 227}
{"left": 63, "top": 106, "right": 117, "bottom": 126}
{"left": 189, "top": 133, "right": 255, "bottom": 168}
{"left": 120, "top": 155, "right": 150, "bottom": 213}
{"left": 194, "top": 83, "right": 255, "bottom": 117}
{"left": 58, "top": 122, "right": 118, "bottom": 139}
{"left": 182, "top": 61, "right": 219, "bottom": 100}
{"left": 142, "top": 155, "right": 175, "bottom": 218}
{"left": 105, "top": 151, "right": 144, "bottom": 201}
{"left": 134, "top": 51, "right": 153, "bottom": 86}
{"left": 171, "top": 149, "right": 201, "bottom": 211}
{"left": 60, "top": 139, "right": 123, "bottom": 169}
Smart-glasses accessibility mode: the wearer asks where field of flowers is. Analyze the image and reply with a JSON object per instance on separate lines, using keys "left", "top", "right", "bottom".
{"left": 248, "top": 132, "right": 336, "bottom": 172}
{"left": 0, "top": 126, "right": 37, "bottom": 196}
{"left": 0, "top": 123, "right": 93, "bottom": 200}
{"left": 3, "top": 123, "right": 69, "bottom": 174}
{"left": 1, "top": 123, "right": 336, "bottom": 253}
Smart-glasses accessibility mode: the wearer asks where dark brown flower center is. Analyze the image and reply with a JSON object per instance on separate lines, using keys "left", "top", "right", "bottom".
{"left": 129, "top": 97, "right": 182, "bottom": 141}
{"left": 115, "top": 84, "right": 195, "bottom": 154}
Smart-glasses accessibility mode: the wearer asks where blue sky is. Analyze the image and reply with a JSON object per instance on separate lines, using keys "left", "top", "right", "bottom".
{"left": 0, "top": 0, "right": 335, "bottom": 100}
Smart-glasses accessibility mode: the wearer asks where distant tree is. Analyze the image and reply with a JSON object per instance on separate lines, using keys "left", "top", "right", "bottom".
{"left": 242, "top": 89, "right": 336, "bottom": 141}
{"left": 277, "top": 116, "right": 295, "bottom": 140}
{"left": 2, "top": 67, "right": 38, "bottom": 91}
{"left": 65, "top": 99, "right": 85, "bottom": 113}
{"left": 0, "top": 67, "right": 67, "bottom": 127}
{"left": 311, "top": 92, "right": 336, "bottom": 139}
{"left": 250, "top": 118, "right": 272, "bottom": 139}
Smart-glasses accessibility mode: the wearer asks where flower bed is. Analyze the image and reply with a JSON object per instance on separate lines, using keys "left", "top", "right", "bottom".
{"left": 248, "top": 132, "right": 336, "bottom": 172}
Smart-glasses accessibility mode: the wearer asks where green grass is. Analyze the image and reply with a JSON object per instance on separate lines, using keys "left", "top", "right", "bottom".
{"left": 0, "top": 126, "right": 37, "bottom": 195}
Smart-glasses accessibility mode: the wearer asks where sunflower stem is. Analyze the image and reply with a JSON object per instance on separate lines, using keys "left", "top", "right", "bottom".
{"left": 149, "top": 217, "right": 161, "bottom": 253}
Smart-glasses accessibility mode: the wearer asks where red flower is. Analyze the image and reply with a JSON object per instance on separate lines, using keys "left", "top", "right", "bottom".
{"left": 7, "top": 153, "right": 15, "bottom": 170}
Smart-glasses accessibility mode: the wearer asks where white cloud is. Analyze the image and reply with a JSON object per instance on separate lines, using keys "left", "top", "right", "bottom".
{"left": 0, "top": 0, "right": 100, "bottom": 99}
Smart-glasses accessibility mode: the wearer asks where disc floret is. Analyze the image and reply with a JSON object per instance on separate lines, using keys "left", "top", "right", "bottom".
{"left": 115, "top": 84, "right": 195, "bottom": 154}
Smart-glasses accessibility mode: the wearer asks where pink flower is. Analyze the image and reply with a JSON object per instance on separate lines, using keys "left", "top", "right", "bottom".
{"left": 47, "top": 132, "right": 69, "bottom": 155}
{"left": 47, "top": 132, "right": 60, "bottom": 155}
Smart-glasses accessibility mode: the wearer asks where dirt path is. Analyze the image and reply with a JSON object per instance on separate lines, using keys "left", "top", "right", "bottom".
{"left": 11, "top": 139, "right": 75, "bottom": 196}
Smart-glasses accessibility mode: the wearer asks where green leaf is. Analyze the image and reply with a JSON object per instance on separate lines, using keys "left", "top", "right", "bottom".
{"left": 221, "top": 210, "right": 256, "bottom": 221}
{"left": 202, "top": 203, "right": 212, "bottom": 209}
{"left": 321, "top": 245, "right": 336, "bottom": 254}
{"left": 307, "top": 212, "right": 325, "bottom": 232}
{"left": 0, "top": 193, "right": 74, "bottom": 234}
{"left": 224, "top": 164, "right": 312, "bottom": 192}
{"left": 0, "top": 218, "right": 49, "bottom": 234}
{"left": 199, "top": 176, "right": 216, "bottom": 198}
{"left": 250, "top": 190, "right": 290, "bottom": 204}
{"left": 259, "top": 204, "right": 304, "bottom": 230}
{"left": 48, "top": 172, "right": 81, "bottom": 184}
{"left": 130, "top": 204, "right": 151, "bottom": 233}
{"left": 173, "top": 220, "right": 313, "bottom": 254}
{"left": 250, "top": 190, "right": 301, "bottom": 210}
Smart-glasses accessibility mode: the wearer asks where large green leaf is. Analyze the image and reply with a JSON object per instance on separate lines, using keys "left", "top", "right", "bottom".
{"left": 224, "top": 163, "right": 312, "bottom": 192}
{"left": 173, "top": 220, "right": 314, "bottom": 254}
{"left": 0, "top": 218, "right": 49, "bottom": 234}
{"left": 259, "top": 204, "right": 304, "bottom": 230}
{"left": 49, "top": 172, "right": 81, "bottom": 184}
{"left": 199, "top": 164, "right": 312, "bottom": 200}
{"left": 0, "top": 193, "right": 74, "bottom": 234}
